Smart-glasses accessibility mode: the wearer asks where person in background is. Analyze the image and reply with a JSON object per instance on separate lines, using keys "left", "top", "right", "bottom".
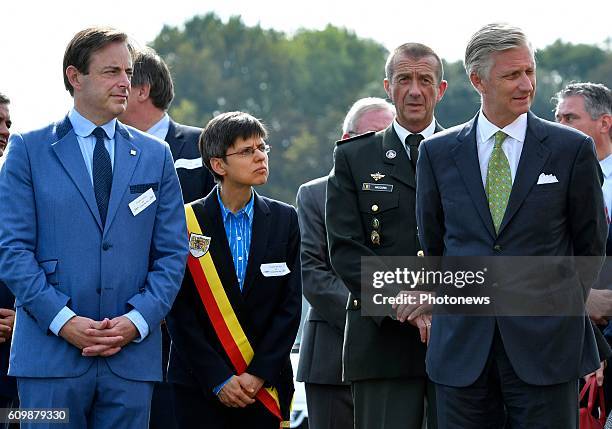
{"left": 555, "top": 82, "right": 612, "bottom": 407}
{"left": 118, "top": 47, "right": 216, "bottom": 429}
{"left": 296, "top": 97, "right": 394, "bottom": 429}
{"left": 0, "top": 91, "right": 18, "bottom": 429}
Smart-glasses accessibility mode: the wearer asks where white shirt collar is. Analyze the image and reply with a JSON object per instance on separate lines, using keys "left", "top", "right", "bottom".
{"left": 477, "top": 111, "right": 527, "bottom": 145}
{"left": 146, "top": 113, "right": 170, "bottom": 141}
{"left": 600, "top": 154, "right": 612, "bottom": 179}
{"left": 392, "top": 117, "right": 437, "bottom": 144}
{"left": 68, "top": 108, "right": 116, "bottom": 139}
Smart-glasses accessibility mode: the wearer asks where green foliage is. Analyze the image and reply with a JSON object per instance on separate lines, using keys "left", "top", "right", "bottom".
{"left": 151, "top": 13, "right": 612, "bottom": 203}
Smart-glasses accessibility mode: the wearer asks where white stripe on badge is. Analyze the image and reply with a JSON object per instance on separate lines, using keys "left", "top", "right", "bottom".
{"left": 174, "top": 157, "right": 203, "bottom": 170}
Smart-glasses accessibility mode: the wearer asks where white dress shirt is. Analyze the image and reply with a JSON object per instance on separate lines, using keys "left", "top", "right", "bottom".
{"left": 476, "top": 111, "right": 527, "bottom": 188}
{"left": 392, "top": 118, "right": 437, "bottom": 159}
{"left": 600, "top": 154, "right": 612, "bottom": 223}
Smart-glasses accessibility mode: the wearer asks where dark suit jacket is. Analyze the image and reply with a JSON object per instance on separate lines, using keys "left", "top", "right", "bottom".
{"left": 0, "top": 282, "right": 16, "bottom": 398}
{"left": 296, "top": 177, "right": 348, "bottom": 385}
{"left": 416, "top": 111, "right": 606, "bottom": 386}
{"left": 326, "top": 123, "right": 442, "bottom": 382}
{"left": 165, "top": 119, "right": 215, "bottom": 204}
{"left": 166, "top": 191, "right": 302, "bottom": 409}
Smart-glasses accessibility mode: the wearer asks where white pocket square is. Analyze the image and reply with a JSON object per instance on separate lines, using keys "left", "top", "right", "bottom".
{"left": 537, "top": 173, "right": 559, "bottom": 185}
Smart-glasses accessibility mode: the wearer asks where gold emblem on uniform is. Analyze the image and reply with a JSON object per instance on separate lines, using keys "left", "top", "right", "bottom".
{"left": 371, "top": 204, "right": 379, "bottom": 213}
{"left": 371, "top": 230, "right": 380, "bottom": 245}
{"left": 371, "top": 172, "right": 385, "bottom": 181}
{"left": 189, "top": 233, "right": 211, "bottom": 258}
{"left": 372, "top": 218, "right": 380, "bottom": 229}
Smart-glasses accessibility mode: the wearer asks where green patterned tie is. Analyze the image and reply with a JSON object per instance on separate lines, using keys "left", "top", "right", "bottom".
{"left": 486, "top": 131, "right": 512, "bottom": 234}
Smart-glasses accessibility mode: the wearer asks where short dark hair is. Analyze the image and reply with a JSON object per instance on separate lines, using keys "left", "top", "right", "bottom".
{"left": 385, "top": 43, "right": 444, "bottom": 83}
{"left": 63, "top": 27, "right": 131, "bottom": 96}
{"left": 132, "top": 47, "right": 174, "bottom": 111}
{"left": 200, "top": 112, "right": 268, "bottom": 182}
{"left": 0, "top": 92, "right": 9, "bottom": 105}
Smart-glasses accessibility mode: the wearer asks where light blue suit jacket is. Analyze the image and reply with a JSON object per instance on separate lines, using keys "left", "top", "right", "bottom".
{"left": 0, "top": 116, "right": 188, "bottom": 382}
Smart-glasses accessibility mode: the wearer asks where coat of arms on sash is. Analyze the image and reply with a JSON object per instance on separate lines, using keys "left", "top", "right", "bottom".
{"left": 189, "top": 233, "right": 211, "bottom": 258}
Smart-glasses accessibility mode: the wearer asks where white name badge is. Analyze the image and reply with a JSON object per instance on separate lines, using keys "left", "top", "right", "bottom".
{"left": 174, "top": 157, "right": 203, "bottom": 170}
{"left": 260, "top": 262, "right": 290, "bottom": 277}
{"left": 129, "top": 188, "right": 156, "bottom": 216}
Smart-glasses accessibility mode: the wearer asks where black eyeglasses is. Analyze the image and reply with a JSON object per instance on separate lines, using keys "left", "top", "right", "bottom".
{"left": 225, "top": 143, "right": 271, "bottom": 158}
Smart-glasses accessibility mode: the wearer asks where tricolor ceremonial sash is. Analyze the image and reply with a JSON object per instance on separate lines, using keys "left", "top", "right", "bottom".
{"left": 185, "top": 205, "right": 289, "bottom": 428}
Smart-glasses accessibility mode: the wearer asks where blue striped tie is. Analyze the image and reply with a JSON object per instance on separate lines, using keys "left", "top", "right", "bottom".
{"left": 92, "top": 127, "right": 112, "bottom": 227}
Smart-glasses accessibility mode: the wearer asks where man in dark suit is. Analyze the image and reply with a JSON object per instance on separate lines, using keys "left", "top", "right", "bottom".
{"left": 416, "top": 24, "right": 607, "bottom": 428}
{"left": 119, "top": 46, "right": 216, "bottom": 429}
{"left": 326, "top": 43, "right": 447, "bottom": 429}
{"left": 296, "top": 97, "right": 394, "bottom": 429}
{"left": 555, "top": 82, "right": 612, "bottom": 405}
{"left": 166, "top": 112, "right": 301, "bottom": 429}
{"left": 119, "top": 47, "right": 215, "bottom": 204}
{"left": 0, "top": 93, "right": 18, "bottom": 428}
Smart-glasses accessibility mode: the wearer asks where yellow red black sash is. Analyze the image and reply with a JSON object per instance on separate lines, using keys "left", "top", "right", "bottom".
{"left": 185, "top": 205, "right": 289, "bottom": 427}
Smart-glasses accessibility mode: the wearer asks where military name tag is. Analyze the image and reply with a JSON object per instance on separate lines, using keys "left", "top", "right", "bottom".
{"left": 362, "top": 183, "right": 393, "bottom": 192}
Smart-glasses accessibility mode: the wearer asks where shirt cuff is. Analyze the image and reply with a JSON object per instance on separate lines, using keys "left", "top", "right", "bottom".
{"left": 125, "top": 309, "right": 149, "bottom": 343}
{"left": 213, "top": 376, "right": 233, "bottom": 395}
{"left": 49, "top": 306, "right": 76, "bottom": 336}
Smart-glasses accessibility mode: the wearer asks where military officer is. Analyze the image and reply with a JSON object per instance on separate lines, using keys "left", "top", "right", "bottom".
{"left": 326, "top": 42, "right": 447, "bottom": 429}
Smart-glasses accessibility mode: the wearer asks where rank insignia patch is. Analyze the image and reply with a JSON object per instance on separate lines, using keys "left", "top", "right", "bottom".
{"left": 371, "top": 172, "right": 385, "bottom": 181}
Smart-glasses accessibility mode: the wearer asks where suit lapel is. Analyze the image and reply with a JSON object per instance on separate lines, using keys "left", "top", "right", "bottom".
{"left": 165, "top": 120, "right": 187, "bottom": 161}
{"left": 381, "top": 126, "right": 415, "bottom": 189}
{"left": 451, "top": 115, "right": 497, "bottom": 239}
{"left": 51, "top": 117, "right": 103, "bottom": 230}
{"left": 241, "top": 193, "right": 271, "bottom": 297}
{"left": 497, "top": 113, "right": 550, "bottom": 235}
{"left": 104, "top": 122, "right": 140, "bottom": 234}
{"left": 199, "top": 195, "right": 243, "bottom": 304}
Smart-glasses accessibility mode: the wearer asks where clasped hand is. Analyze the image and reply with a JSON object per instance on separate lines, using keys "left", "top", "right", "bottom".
{"left": 58, "top": 315, "right": 138, "bottom": 357}
{"left": 392, "top": 290, "right": 434, "bottom": 344}
{"left": 218, "top": 373, "right": 265, "bottom": 408}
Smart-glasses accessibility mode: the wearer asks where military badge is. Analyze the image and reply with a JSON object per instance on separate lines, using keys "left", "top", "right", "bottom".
{"left": 385, "top": 150, "right": 396, "bottom": 159}
{"left": 371, "top": 172, "right": 385, "bottom": 181}
{"left": 189, "top": 233, "right": 211, "bottom": 258}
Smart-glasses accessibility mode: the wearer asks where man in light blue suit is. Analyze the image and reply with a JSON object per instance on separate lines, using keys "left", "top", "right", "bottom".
{"left": 0, "top": 27, "right": 188, "bottom": 429}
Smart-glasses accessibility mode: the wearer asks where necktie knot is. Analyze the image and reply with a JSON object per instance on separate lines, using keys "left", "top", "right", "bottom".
{"left": 405, "top": 133, "right": 424, "bottom": 148}
{"left": 406, "top": 134, "right": 424, "bottom": 169}
{"left": 91, "top": 127, "right": 108, "bottom": 141}
{"left": 494, "top": 130, "right": 507, "bottom": 148}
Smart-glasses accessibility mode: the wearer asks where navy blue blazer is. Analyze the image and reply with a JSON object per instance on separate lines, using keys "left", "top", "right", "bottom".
{"left": 166, "top": 191, "right": 301, "bottom": 408}
{"left": 416, "top": 112, "right": 607, "bottom": 386}
{"left": 165, "top": 120, "right": 215, "bottom": 204}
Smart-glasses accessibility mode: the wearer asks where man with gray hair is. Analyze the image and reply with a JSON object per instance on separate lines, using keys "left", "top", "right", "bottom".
{"left": 327, "top": 42, "right": 447, "bottom": 429}
{"left": 555, "top": 82, "right": 612, "bottom": 403}
{"left": 296, "top": 97, "right": 393, "bottom": 429}
{"left": 417, "top": 24, "right": 606, "bottom": 427}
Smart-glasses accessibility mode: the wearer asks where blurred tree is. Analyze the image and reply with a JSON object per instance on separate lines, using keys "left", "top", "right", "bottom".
{"left": 150, "top": 14, "right": 611, "bottom": 203}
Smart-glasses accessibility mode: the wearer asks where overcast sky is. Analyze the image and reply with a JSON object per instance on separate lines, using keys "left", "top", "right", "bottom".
{"left": 2, "top": 0, "right": 611, "bottom": 132}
